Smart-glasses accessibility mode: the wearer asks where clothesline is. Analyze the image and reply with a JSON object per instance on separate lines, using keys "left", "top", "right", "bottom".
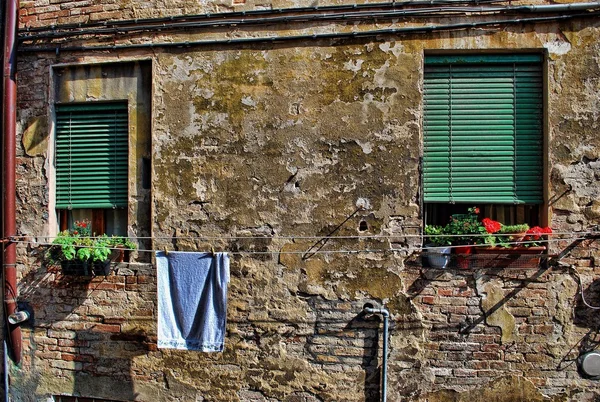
{"left": 14, "top": 229, "right": 600, "bottom": 241}
{"left": 10, "top": 235, "right": 593, "bottom": 255}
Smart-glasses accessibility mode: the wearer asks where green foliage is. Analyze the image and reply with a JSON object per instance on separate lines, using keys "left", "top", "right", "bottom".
{"left": 499, "top": 224, "right": 530, "bottom": 234}
{"left": 107, "top": 236, "right": 137, "bottom": 251}
{"left": 424, "top": 225, "right": 451, "bottom": 247}
{"left": 45, "top": 222, "right": 136, "bottom": 265}
{"left": 495, "top": 223, "right": 530, "bottom": 248}
{"left": 425, "top": 207, "right": 539, "bottom": 247}
{"left": 443, "top": 209, "right": 487, "bottom": 245}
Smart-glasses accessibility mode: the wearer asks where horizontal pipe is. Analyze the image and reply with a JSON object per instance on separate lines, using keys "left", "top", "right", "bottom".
{"left": 18, "top": 11, "right": 600, "bottom": 53}
{"left": 18, "top": 2, "right": 600, "bottom": 42}
{"left": 364, "top": 307, "right": 391, "bottom": 317}
{"left": 19, "top": 0, "right": 506, "bottom": 33}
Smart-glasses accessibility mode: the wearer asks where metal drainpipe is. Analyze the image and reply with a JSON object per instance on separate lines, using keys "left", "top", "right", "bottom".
{"left": 364, "top": 306, "right": 390, "bottom": 402}
{"left": 3, "top": 0, "right": 22, "bottom": 366}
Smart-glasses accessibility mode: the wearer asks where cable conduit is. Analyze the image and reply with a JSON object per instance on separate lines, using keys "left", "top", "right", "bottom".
{"left": 18, "top": 11, "right": 600, "bottom": 53}
{"left": 18, "top": 2, "right": 600, "bottom": 42}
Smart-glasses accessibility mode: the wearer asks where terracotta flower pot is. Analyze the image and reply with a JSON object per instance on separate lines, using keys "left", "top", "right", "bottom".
{"left": 454, "top": 245, "right": 473, "bottom": 269}
{"left": 475, "top": 246, "right": 546, "bottom": 269}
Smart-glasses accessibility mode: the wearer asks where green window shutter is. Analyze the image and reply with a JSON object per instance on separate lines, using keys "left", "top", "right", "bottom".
{"left": 423, "top": 54, "right": 543, "bottom": 204}
{"left": 55, "top": 102, "right": 129, "bottom": 209}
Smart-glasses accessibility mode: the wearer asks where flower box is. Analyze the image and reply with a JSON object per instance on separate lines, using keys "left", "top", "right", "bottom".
{"left": 61, "top": 260, "right": 92, "bottom": 276}
{"left": 93, "top": 259, "right": 111, "bottom": 276}
{"left": 61, "top": 259, "right": 111, "bottom": 276}
{"left": 474, "top": 246, "right": 546, "bottom": 269}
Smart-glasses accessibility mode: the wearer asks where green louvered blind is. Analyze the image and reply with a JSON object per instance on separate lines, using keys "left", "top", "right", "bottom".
{"left": 55, "top": 102, "right": 128, "bottom": 209}
{"left": 423, "top": 54, "right": 543, "bottom": 204}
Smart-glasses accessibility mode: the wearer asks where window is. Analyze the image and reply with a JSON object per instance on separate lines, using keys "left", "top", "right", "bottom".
{"left": 55, "top": 102, "right": 129, "bottom": 235}
{"left": 422, "top": 54, "right": 543, "bottom": 225}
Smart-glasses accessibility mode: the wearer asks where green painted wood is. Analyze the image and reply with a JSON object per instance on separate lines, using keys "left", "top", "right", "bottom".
{"left": 55, "top": 102, "right": 129, "bottom": 209}
{"left": 423, "top": 55, "right": 543, "bottom": 204}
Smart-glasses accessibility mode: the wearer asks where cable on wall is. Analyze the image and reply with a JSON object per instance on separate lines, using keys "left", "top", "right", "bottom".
{"left": 18, "top": 11, "right": 600, "bottom": 53}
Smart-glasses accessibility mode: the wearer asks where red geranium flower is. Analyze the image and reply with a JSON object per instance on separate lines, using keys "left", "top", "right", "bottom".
{"left": 482, "top": 218, "right": 501, "bottom": 234}
{"left": 525, "top": 226, "right": 552, "bottom": 241}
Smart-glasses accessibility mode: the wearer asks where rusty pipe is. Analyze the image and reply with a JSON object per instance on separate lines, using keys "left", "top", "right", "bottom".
{"left": 3, "top": 0, "right": 22, "bottom": 365}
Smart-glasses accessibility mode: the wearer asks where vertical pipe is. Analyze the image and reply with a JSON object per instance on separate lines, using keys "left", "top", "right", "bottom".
{"left": 364, "top": 306, "right": 390, "bottom": 402}
{"left": 3, "top": 340, "right": 7, "bottom": 402}
{"left": 3, "top": 0, "right": 22, "bottom": 365}
{"left": 381, "top": 312, "right": 388, "bottom": 402}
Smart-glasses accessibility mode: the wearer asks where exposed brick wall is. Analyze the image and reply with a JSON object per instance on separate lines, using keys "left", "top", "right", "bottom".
{"left": 20, "top": 264, "right": 157, "bottom": 382}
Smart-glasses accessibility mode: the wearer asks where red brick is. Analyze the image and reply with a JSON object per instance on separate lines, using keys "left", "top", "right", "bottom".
{"left": 92, "top": 323, "right": 121, "bottom": 333}
{"left": 104, "top": 317, "right": 126, "bottom": 325}
{"left": 465, "top": 360, "right": 489, "bottom": 370}
{"left": 80, "top": 5, "right": 103, "bottom": 13}
{"left": 38, "top": 11, "right": 59, "bottom": 20}
{"left": 20, "top": 15, "right": 38, "bottom": 24}
{"left": 61, "top": 353, "right": 77, "bottom": 361}
{"left": 421, "top": 296, "right": 435, "bottom": 305}
{"left": 58, "top": 339, "right": 89, "bottom": 347}
{"left": 137, "top": 275, "right": 151, "bottom": 284}
{"left": 438, "top": 288, "right": 454, "bottom": 296}
{"left": 454, "top": 369, "right": 477, "bottom": 377}
{"left": 489, "top": 361, "right": 511, "bottom": 370}
{"left": 472, "top": 352, "right": 501, "bottom": 360}
{"left": 481, "top": 344, "right": 501, "bottom": 352}
{"left": 74, "top": 354, "right": 94, "bottom": 363}
{"left": 87, "top": 282, "right": 125, "bottom": 291}
{"left": 534, "top": 325, "right": 554, "bottom": 335}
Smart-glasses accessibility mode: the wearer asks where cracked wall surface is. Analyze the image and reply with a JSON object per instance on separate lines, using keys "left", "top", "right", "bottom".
{"left": 10, "top": 3, "right": 600, "bottom": 402}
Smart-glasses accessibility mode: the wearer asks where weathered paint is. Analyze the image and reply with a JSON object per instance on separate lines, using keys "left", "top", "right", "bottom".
{"left": 10, "top": 5, "right": 600, "bottom": 402}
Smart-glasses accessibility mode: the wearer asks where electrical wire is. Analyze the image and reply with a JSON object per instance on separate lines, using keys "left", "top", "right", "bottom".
{"left": 16, "top": 0, "right": 514, "bottom": 34}
{"left": 18, "top": 11, "right": 600, "bottom": 53}
{"left": 19, "top": 4, "right": 598, "bottom": 42}
{"left": 569, "top": 266, "right": 600, "bottom": 310}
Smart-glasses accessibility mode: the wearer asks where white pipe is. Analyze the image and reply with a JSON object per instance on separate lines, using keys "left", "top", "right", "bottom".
{"left": 364, "top": 306, "right": 390, "bottom": 402}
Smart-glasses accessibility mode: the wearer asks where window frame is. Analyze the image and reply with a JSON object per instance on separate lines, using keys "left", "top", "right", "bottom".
{"left": 54, "top": 101, "right": 130, "bottom": 235}
{"left": 421, "top": 51, "right": 549, "bottom": 227}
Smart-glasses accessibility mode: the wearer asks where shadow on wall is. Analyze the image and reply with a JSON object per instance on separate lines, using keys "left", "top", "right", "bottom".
{"left": 304, "top": 298, "right": 387, "bottom": 401}
{"left": 554, "top": 275, "right": 600, "bottom": 374}
{"left": 573, "top": 277, "right": 600, "bottom": 329}
{"left": 17, "top": 253, "right": 154, "bottom": 401}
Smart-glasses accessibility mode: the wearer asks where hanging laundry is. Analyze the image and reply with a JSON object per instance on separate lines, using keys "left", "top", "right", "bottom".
{"left": 156, "top": 251, "right": 229, "bottom": 352}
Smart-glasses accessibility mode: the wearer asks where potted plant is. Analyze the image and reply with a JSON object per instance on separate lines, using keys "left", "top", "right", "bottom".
{"left": 107, "top": 236, "right": 137, "bottom": 262}
{"left": 45, "top": 220, "right": 112, "bottom": 276}
{"left": 475, "top": 219, "right": 551, "bottom": 268}
{"left": 444, "top": 207, "right": 489, "bottom": 268}
{"left": 424, "top": 225, "right": 452, "bottom": 268}
{"left": 424, "top": 207, "right": 552, "bottom": 269}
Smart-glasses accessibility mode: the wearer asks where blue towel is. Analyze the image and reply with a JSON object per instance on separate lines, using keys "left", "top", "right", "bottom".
{"left": 156, "top": 251, "right": 229, "bottom": 352}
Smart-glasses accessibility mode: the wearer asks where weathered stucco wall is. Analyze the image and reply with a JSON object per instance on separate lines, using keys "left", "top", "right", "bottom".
{"left": 10, "top": 2, "right": 600, "bottom": 401}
